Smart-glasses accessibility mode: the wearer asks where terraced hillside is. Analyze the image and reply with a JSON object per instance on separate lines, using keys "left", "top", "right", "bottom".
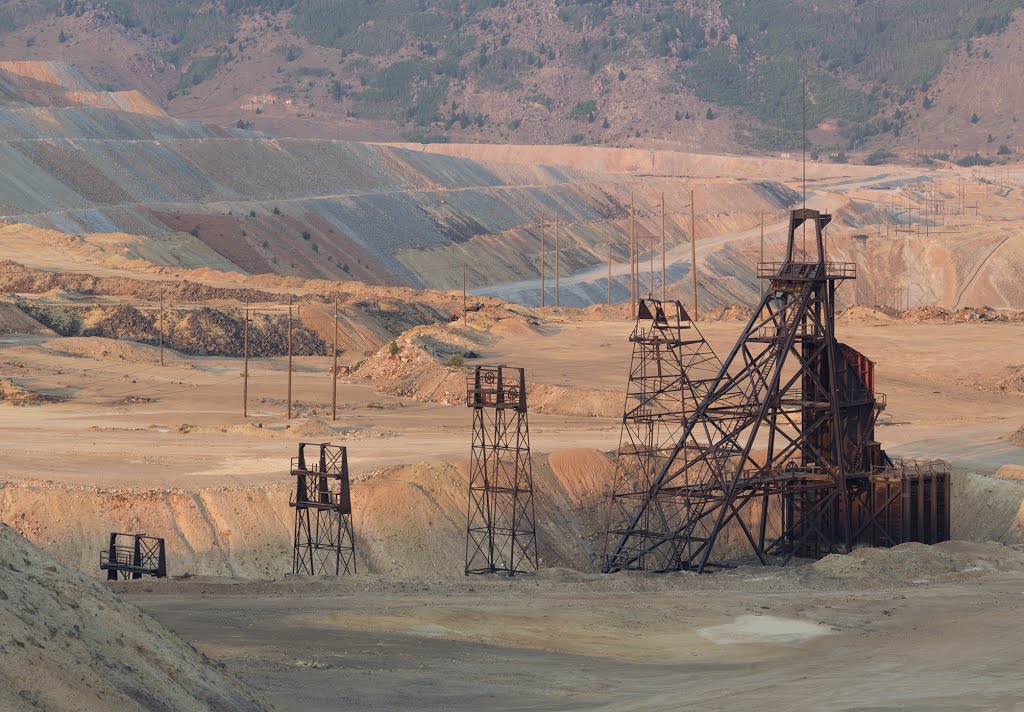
{"left": 0, "top": 61, "right": 803, "bottom": 296}
{"left": 5, "top": 61, "right": 1022, "bottom": 312}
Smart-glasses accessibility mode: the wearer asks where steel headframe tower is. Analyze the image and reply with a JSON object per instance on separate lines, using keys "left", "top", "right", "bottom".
{"left": 290, "top": 442, "right": 356, "bottom": 575}
{"left": 100, "top": 533, "right": 167, "bottom": 580}
{"left": 603, "top": 298, "right": 725, "bottom": 572}
{"left": 464, "top": 365, "right": 538, "bottom": 575}
{"left": 606, "top": 208, "right": 871, "bottom": 573}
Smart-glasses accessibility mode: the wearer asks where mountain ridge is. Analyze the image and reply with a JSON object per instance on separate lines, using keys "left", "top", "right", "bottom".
{"left": 1, "top": 1, "right": 1022, "bottom": 156}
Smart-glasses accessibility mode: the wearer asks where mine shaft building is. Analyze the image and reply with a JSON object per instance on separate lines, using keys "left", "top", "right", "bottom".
{"left": 604, "top": 208, "right": 950, "bottom": 574}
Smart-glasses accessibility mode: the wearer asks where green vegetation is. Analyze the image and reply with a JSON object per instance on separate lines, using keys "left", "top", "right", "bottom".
{"left": 865, "top": 148, "right": 896, "bottom": 166}
{"left": 957, "top": 153, "right": 993, "bottom": 167}
{"left": 174, "top": 55, "right": 221, "bottom": 91}
{"left": 388, "top": 340, "right": 400, "bottom": 356}
{"left": 569, "top": 100, "right": 597, "bottom": 121}
{"left": 525, "top": 94, "right": 553, "bottom": 110}
{"left": 445, "top": 354, "right": 464, "bottom": 368}
{"left": 276, "top": 44, "right": 303, "bottom": 62}
{"left": 399, "top": 131, "right": 449, "bottom": 143}
{"left": 7, "top": 0, "right": 1022, "bottom": 149}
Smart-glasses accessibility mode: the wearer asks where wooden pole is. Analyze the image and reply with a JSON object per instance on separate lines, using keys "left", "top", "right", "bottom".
{"left": 242, "top": 299, "right": 249, "bottom": 418}
{"left": 555, "top": 213, "right": 560, "bottom": 307}
{"left": 158, "top": 290, "right": 164, "bottom": 367}
{"left": 690, "top": 189, "right": 697, "bottom": 321}
{"left": 539, "top": 213, "right": 546, "bottom": 307}
{"left": 629, "top": 192, "right": 635, "bottom": 316}
{"left": 331, "top": 297, "right": 338, "bottom": 422}
{"left": 607, "top": 242, "right": 612, "bottom": 305}
{"left": 287, "top": 299, "right": 293, "bottom": 420}
{"left": 463, "top": 262, "right": 467, "bottom": 322}
{"left": 660, "top": 192, "right": 666, "bottom": 303}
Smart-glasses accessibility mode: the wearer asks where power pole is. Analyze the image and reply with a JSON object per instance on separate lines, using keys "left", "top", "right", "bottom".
{"left": 243, "top": 299, "right": 249, "bottom": 418}
{"left": 331, "top": 297, "right": 339, "bottom": 422}
{"left": 555, "top": 213, "right": 560, "bottom": 307}
{"left": 629, "top": 192, "right": 635, "bottom": 316}
{"left": 660, "top": 192, "right": 666, "bottom": 303}
{"left": 539, "top": 213, "right": 546, "bottom": 307}
{"left": 690, "top": 189, "right": 698, "bottom": 321}
{"left": 607, "top": 242, "right": 612, "bottom": 305}
{"left": 158, "top": 290, "right": 164, "bottom": 367}
{"left": 463, "top": 262, "right": 467, "bottom": 323}
{"left": 287, "top": 299, "right": 293, "bottom": 420}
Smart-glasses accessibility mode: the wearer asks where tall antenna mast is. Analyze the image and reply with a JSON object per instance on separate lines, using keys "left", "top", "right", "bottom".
{"left": 802, "top": 77, "right": 807, "bottom": 258}
{"left": 802, "top": 77, "right": 807, "bottom": 209}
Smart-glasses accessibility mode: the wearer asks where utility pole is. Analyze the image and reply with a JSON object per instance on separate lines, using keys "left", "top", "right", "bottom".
{"left": 539, "top": 213, "right": 546, "bottom": 308}
{"left": 287, "top": 299, "right": 293, "bottom": 420}
{"left": 629, "top": 192, "right": 635, "bottom": 316}
{"left": 331, "top": 297, "right": 339, "bottom": 422}
{"left": 158, "top": 290, "right": 164, "bottom": 367}
{"left": 242, "top": 299, "right": 249, "bottom": 418}
{"left": 660, "top": 192, "right": 666, "bottom": 303}
{"left": 607, "top": 242, "right": 612, "bottom": 305}
{"left": 463, "top": 262, "right": 467, "bottom": 323}
{"left": 555, "top": 213, "right": 560, "bottom": 307}
{"left": 759, "top": 211, "right": 764, "bottom": 302}
{"left": 690, "top": 188, "right": 698, "bottom": 321}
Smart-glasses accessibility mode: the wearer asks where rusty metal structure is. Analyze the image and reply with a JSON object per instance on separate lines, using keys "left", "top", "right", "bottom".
{"left": 290, "top": 442, "right": 356, "bottom": 575}
{"left": 465, "top": 365, "right": 538, "bottom": 575}
{"left": 604, "top": 208, "right": 950, "bottom": 574}
{"left": 100, "top": 533, "right": 166, "bottom": 580}
{"left": 603, "top": 299, "right": 724, "bottom": 571}
{"left": 864, "top": 461, "right": 951, "bottom": 546}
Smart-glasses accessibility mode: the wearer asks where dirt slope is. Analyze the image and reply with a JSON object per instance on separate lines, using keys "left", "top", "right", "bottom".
{"left": 0, "top": 450, "right": 614, "bottom": 579}
{"left": 0, "top": 302, "right": 49, "bottom": 335}
{"left": 0, "top": 521, "right": 271, "bottom": 711}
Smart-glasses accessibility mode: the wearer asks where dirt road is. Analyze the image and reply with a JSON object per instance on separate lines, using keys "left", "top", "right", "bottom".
{"left": 474, "top": 173, "right": 931, "bottom": 306}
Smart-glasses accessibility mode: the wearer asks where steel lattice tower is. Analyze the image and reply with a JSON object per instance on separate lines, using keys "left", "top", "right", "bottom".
{"left": 603, "top": 299, "right": 726, "bottom": 572}
{"left": 465, "top": 365, "right": 538, "bottom": 575}
{"left": 606, "top": 208, "right": 871, "bottom": 573}
{"left": 290, "top": 442, "right": 356, "bottom": 575}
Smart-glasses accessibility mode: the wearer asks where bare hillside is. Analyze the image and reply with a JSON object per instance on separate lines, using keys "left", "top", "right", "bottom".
{"left": 900, "top": 9, "right": 1024, "bottom": 156}
{"left": 0, "top": 521, "right": 270, "bottom": 711}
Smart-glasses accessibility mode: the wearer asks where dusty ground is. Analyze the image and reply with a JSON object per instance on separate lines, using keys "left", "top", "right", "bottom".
{"left": 1, "top": 316, "right": 1021, "bottom": 489}
{"left": 2, "top": 127, "right": 1024, "bottom": 708}
{"left": 3, "top": 246, "right": 1024, "bottom": 707}
{"left": 0, "top": 521, "right": 270, "bottom": 712}
{"left": 117, "top": 540, "right": 1024, "bottom": 712}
